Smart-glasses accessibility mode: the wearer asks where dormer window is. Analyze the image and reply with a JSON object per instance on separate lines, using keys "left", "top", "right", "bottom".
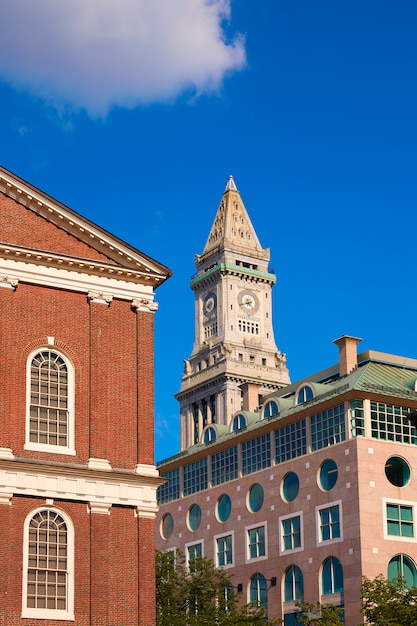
{"left": 203, "top": 426, "right": 217, "bottom": 443}
{"left": 296, "top": 385, "right": 314, "bottom": 405}
{"left": 262, "top": 400, "right": 279, "bottom": 419}
{"left": 232, "top": 413, "right": 247, "bottom": 431}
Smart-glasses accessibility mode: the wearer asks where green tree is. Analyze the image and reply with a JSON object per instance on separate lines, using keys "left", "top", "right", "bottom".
{"left": 294, "top": 602, "right": 344, "bottom": 626}
{"left": 156, "top": 550, "right": 278, "bottom": 625}
{"left": 361, "top": 575, "right": 417, "bottom": 625}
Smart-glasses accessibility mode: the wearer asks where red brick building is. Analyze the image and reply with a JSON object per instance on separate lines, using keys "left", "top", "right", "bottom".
{"left": 0, "top": 166, "right": 171, "bottom": 625}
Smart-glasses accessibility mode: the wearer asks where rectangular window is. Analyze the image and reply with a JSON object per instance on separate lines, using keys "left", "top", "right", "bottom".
{"left": 387, "top": 503, "right": 414, "bottom": 538}
{"left": 275, "top": 419, "right": 307, "bottom": 464}
{"left": 211, "top": 446, "right": 238, "bottom": 485}
{"left": 242, "top": 434, "right": 271, "bottom": 475}
{"left": 350, "top": 399, "right": 365, "bottom": 437}
{"left": 216, "top": 534, "right": 233, "bottom": 567}
{"left": 319, "top": 505, "right": 340, "bottom": 541}
{"left": 247, "top": 525, "right": 266, "bottom": 560}
{"left": 157, "top": 468, "right": 180, "bottom": 504}
{"left": 238, "top": 319, "right": 260, "bottom": 335}
{"left": 282, "top": 516, "right": 301, "bottom": 551}
{"left": 371, "top": 402, "right": 417, "bottom": 445}
{"left": 311, "top": 404, "right": 346, "bottom": 451}
{"left": 183, "top": 459, "right": 208, "bottom": 495}
{"left": 187, "top": 542, "right": 202, "bottom": 572}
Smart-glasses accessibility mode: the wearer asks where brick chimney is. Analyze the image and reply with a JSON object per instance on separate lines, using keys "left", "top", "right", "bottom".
{"left": 333, "top": 335, "right": 362, "bottom": 377}
{"left": 241, "top": 382, "right": 261, "bottom": 412}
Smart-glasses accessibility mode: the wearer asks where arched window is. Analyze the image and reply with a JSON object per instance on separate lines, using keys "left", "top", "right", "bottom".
{"left": 249, "top": 572, "right": 267, "bottom": 609}
{"left": 322, "top": 556, "right": 343, "bottom": 595}
{"left": 232, "top": 413, "right": 247, "bottom": 431}
{"left": 22, "top": 508, "right": 74, "bottom": 620}
{"left": 296, "top": 385, "right": 313, "bottom": 405}
{"left": 203, "top": 426, "right": 217, "bottom": 443}
{"left": 284, "top": 565, "right": 304, "bottom": 602}
{"left": 26, "top": 349, "right": 75, "bottom": 454}
{"left": 263, "top": 400, "right": 279, "bottom": 419}
{"left": 388, "top": 554, "right": 417, "bottom": 588}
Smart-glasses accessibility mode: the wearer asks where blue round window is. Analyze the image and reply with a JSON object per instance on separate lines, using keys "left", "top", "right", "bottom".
{"left": 187, "top": 504, "right": 202, "bottom": 531}
{"left": 282, "top": 472, "right": 299, "bottom": 502}
{"left": 161, "top": 513, "right": 174, "bottom": 539}
{"left": 319, "top": 459, "right": 338, "bottom": 491}
{"left": 247, "top": 483, "right": 264, "bottom": 513}
{"left": 385, "top": 456, "right": 411, "bottom": 487}
{"left": 216, "top": 494, "right": 232, "bottom": 522}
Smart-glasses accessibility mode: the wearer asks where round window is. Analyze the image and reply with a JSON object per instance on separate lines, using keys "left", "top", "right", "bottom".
{"left": 247, "top": 483, "right": 264, "bottom": 513}
{"left": 319, "top": 459, "right": 338, "bottom": 491}
{"left": 216, "top": 494, "right": 232, "bottom": 523}
{"left": 187, "top": 504, "right": 202, "bottom": 531}
{"left": 161, "top": 513, "right": 174, "bottom": 539}
{"left": 282, "top": 472, "right": 300, "bottom": 502}
{"left": 385, "top": 456, "right": 411, "bottom": 487}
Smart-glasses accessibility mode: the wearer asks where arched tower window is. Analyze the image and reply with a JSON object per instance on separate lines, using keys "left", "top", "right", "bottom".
{"left": 22, "top": 508, "right": 74, "bottom": 620}
{"left": 26, "top": 348, "right": 75, "bottom": 455}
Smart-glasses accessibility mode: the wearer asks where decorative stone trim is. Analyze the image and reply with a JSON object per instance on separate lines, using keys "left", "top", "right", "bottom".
{"left": 87, "top": 290, "right": 113, "bottom": 305}
{"left": 0, "top": 275, "right": 18, "bottom": 290}
{"left": 0, "top": 448, "right": 15, "bottom": 460}
{"left": 134, "top": 463, "right": 160, "bottom": 477}
{"left": 135, "top": 508, "right": 156, "bottom": 519}
{"left": 0, "top": 491, "right": 13, "bottom": 505}
{"left": 88, "top": 502, "right": 112, "bottom": 515}
{"left": 87, "top": 457, "right": 112, "bottom": 471}
{"left": 131, "top": 298, "right": 158, "bottom": 312}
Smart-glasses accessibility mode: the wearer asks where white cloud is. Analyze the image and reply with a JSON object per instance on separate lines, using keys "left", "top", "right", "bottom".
{"left": 0, "top": 0, "right": 245, "bottom": 116}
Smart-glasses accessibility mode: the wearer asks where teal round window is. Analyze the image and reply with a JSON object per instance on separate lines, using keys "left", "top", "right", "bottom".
{"left": 319, "top": 459, "right": 338, "bottom": 491}
{"left": 385, "top": 456, "right": 411, "bottom": 487}
{"left": 161, "top": 513, "right": 174, "bottom": 539}
{"left": 247, "top": 483, "right": 264, "bottom": 513}
{"left": 187, "top": 504, "right": 202, "bottom": 531}
{"left": 282, "top": 472, "right": 299, "bottom": 502}
{"left": 216, "top": 494, "right": 232, "bottom": 522}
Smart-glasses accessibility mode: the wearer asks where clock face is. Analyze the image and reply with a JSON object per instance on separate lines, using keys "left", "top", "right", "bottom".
{"left": 204, "top": 292, "right": 217, "bottom": 317}
{"left": 238, "top": 289, "right": 259, "bottom": 314}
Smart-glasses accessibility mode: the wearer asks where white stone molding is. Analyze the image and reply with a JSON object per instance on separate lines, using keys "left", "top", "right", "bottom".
{"left": 0, "top": 275, "right": 18, "bottom": 290}
{"left": 0, "top": 448, "right": 15, "bottom": 460}
{"left": 0, "top": 491, "right": 13, "bottom": 505}
{"left": 88, "top": 502, "right": 112, "bottom": 515}
{"left": 134, "top": 463, "right": 159, "bottom": 477}
{"left": 87, "top": 457, "right": 112, "bottom": 471}
{"left": 0, "top": 460, "right": 161, "bottom": 515}
{"left": 87, "top": 290, "right": 113, "bottom": 306}
{"left": 131, "top": 298, "right": 159, "bottom": 312}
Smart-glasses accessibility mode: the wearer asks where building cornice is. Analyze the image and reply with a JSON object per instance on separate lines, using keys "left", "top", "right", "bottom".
{"left": 190, "top": 263, "right": 276, "bottom": 289}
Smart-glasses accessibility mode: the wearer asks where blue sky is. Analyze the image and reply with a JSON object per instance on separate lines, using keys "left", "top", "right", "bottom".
{"left": 1, "top": 1, "right": 416, "bottom": 461}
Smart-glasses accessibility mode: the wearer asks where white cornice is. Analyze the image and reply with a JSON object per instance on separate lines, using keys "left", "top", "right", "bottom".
{"left": 0, "top": 166, "right": 172, "bottom": 286}
{"left": 0, "top": 256, "right": 156, "bottom": 303}
{"left": 0, "top": 458, "right": 164, "bottom": 514}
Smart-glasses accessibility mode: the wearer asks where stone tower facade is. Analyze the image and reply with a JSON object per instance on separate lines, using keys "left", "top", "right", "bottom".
{"left": 176, "top": 177, "right": 290, "bottom": 450}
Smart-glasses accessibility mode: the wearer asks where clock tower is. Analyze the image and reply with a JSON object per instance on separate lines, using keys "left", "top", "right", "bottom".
{"left": 176, "top": 176, "right": 290, "bottom": 450}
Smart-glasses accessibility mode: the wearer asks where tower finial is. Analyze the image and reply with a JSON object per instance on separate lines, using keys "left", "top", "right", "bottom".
{"left": 225, "top": 175, "right": 237, "bottom": 192}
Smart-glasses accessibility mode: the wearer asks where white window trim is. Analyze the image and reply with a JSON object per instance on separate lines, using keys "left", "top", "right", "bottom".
{"left": 213, "top": 531, "right": 235, "bottom": 569}
{"left": 315, "top": 499, "right": 343, "bottom": 547}
{"left": 279, "top": 511, "right": 304, "bottom": 556}
{"left": 22, "top": 506, "right": 75, "bottom": 621}
{"left": 245, "top": 521, "right": 268, "bottom": 564}
{"left": 383, "top": 497, "right": 417, "bottom": 543}
{"left": 185, "top": 539, "right": 204, "bottom": 569}
{"left": 25, "top": 347, "right": 75, "bottom": 456}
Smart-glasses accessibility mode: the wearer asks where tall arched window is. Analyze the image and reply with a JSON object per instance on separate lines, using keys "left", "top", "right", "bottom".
{"left": 26, "top": 349, "right": 75, "bottom": 454}
{"left": 284, "top": 565, "right": 304, "bottom": 602}
{"left": 388, "top": 554, "right": 417, "bottom": 588}
{"left": 249, "top": 572, "right": 267, "bottom": 609}
{"left": 322, "top": 556, "right": 343, "bottom": 595}
{"left": 22, "top": 508, "right": 74, "bottom": 620}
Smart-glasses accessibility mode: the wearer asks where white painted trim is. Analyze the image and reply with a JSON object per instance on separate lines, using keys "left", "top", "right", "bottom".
{"left": 0, "top": 257, "right": 156, "bottom": 302}
{"left": 278, "top": 510, "right": 304, "bottom": 556}
{"left": 213, "top": 530, "right": 235, "bottom": 569}
{"left": 383, "top": 497, "right": 417, "bottom": 543}
{"left": 21, "top": 505, "right": 75, "bottom": 621}
{"left": 245, "top": 520, "right": 268, "bottom": 564}
{"left": 0, "top": 462, "right": 160, "bottom": 513}
{"left": 185, "top": 539, "right": 204, "bottom": 568}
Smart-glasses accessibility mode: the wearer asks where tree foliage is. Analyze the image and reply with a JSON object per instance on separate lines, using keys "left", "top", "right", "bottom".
{"left": 361, "top": 575, "right": 417, "bottom": 626}
{"left": 156, "top": 550, "right": 278, "bottom": 625}
{"left": 294, "top": 601, "right": 344, "bottom": 625}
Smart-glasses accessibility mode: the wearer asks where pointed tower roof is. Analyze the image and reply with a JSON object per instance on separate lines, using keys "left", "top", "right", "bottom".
{"left": 200, "top": 176, "right": 268, "bottom": 261}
